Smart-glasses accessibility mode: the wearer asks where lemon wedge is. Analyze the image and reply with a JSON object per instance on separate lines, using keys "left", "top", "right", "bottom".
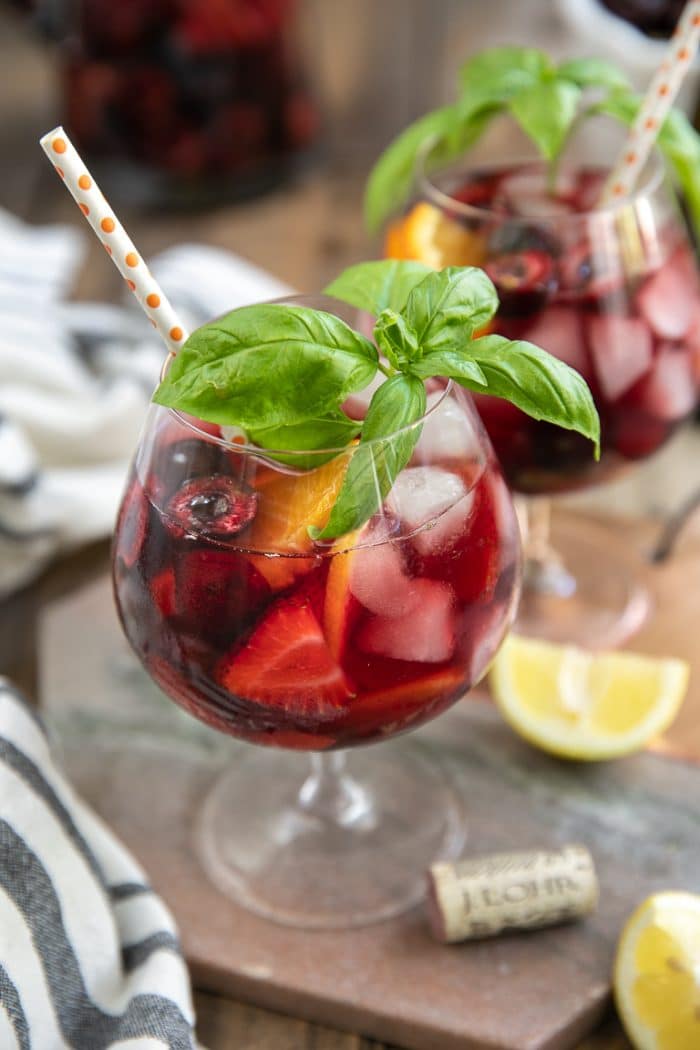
{"left": 614, "top": 892, "right": 700, "bottom": 1050}
{"left": 489, "top": 636, "right": 688, "bottom": 760}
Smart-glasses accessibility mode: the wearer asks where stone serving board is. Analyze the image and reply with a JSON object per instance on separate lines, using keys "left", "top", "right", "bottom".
{"left": 39, "top": 513, "right": 700, "bottom": 1050}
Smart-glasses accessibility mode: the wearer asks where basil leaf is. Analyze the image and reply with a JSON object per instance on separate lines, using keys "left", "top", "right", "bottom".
{"left": 403, "top": 267, "right": 499, "bottom": 352}
{"left": 557, "top": 57, "right": 629, "bottom": 89}
{"left": 596, "top": 90, "right": 700, "bottom": 241}
{"left": 374, "top": 309, "right": 420, "bottom": 369}
{"left": 409, "top": 349, "right": 487, "bottom": 387}
{"left": 247, "top": 411, "right": 361, "bottom": 470}
{"left": 153, "top": 304, "right": 377, "bottom": 428}
{"left": 508, "top": 79, "right": 581, "bottom": 161}
{"left": 459, "top": 46, "right": 551, "bottom": 118}
{"left": 460, "top": 335, "right": 600, "bottom": 455}
{"left": 325, "top": 259, "right": 433, "bottom": 316}
{"left": 313, "top": 374, "right": 426, "bottom": 540}
{"left": 364, "top": 105, "right": 492, "bottom": 233}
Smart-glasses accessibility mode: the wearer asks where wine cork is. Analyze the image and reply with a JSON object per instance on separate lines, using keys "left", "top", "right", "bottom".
{"left": 427, "top": 844, "right": 598, "bottom": 943}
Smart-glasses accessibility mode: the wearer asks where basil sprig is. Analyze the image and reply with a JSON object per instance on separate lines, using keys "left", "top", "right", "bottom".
{"left": 365, "top": 45, "right": 700, "bottom": 239}
{"left": 154, "top": 261, "right": 600, "bottom": 540}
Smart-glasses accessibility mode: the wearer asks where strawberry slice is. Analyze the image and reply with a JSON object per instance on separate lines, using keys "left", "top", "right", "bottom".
{"left": 151, "top": 567, "right": 176, "bottom": 618}
{"left": 218, "top": 595, "right": 355, "bottom": 715}
{"left": 357, "top": 578, "right": 456, "bottom": 663}
{"left": 587, "top": 314, "right": 653, "bottom": 401}
{"left": 637, "top": 250, "right": 698, "bottom": 340}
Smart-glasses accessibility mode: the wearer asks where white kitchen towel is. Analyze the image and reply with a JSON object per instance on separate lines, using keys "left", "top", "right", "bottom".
{"left": 0, "top": 678, "right": 196, "bottom": 1049}
{"left": 0, "top": 208, "right": 292, "bottom": 597}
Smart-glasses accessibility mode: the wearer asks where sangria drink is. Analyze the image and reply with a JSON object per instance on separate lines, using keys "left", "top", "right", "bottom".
{"left": 366, "top": 43, "right": 700, "bottom": 645}
{"left": 111, "top": 274, "right": 596, "bottom": 927}
{"left": 387, "top": 157, "right": 700, "bottom": 495}
{"left": 113, "top": 382, "right": 520, "bottom": 751}
{"left": 383, "top": 146, "right": 700, "bottom": 646}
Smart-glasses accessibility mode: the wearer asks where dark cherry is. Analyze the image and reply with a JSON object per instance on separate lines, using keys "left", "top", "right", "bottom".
{"left": 156, "top": 438, "right": 231, "bottom": 500}
{"left": 487, "top": 221, "right": 561, "bottom": 260}
{"left": 165, "top": 475, "right": 258, "bottom": 539}
{"left": 485, "top": 250, "right": 557, "bottom": 316}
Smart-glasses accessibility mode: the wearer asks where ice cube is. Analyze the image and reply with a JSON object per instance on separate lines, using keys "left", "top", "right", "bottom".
{"left": 387, "top": 466, "right": 474, "bottom": 555}
{"left": 637, "top": 250, "right": 698, "bottom": 340}
{"left": 412, "top": 389, "right": 480, "bottom": 464}
{"left": 349, "top": 526, "right": 418, "bottom": 618}
{"left": 525, "top": 307, "right": 591, "bottom": 378}
{"left": 357, "top": 579, "right": 456, "bottom": 663}
{"left": 587, "top": 314, "right": 653, "bottom": 401}
{"left": 635, "top": 344, "right": 696, "bottom": 421}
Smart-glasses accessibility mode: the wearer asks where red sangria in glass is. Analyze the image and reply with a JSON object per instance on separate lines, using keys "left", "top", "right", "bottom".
{"left": 385, "top": 138, "right": 700, "bottom": 646}
{"left": 112, "top": 294, "right": 522, "bottom": 927}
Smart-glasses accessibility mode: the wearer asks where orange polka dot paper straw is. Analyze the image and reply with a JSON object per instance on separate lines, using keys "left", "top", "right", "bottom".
{"left": 39, "top": 126, "right": 188, "bottom": 356}
{"left": 600, "top": 0, "right": 700, "bottom": 205}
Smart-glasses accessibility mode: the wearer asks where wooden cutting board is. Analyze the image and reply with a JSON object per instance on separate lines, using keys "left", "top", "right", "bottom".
{"left": 39, "top": 512, "right": 700, "bottom": 1050}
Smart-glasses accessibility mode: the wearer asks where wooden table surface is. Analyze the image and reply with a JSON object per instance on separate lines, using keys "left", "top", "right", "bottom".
{"left": 3, "top": 5, "right": 698, "bottom": 1047}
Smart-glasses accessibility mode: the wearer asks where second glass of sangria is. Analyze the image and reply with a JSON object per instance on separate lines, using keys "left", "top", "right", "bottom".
{"left": 386, "top": 128, "right": 700, "bottom": 646}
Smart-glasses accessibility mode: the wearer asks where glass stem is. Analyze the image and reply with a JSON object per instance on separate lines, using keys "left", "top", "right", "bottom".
{"left": 298, "top": 752, "right": 375, "bottom": 830}
{"left": 522, "top": 497, "right": 577, "bottom": 598}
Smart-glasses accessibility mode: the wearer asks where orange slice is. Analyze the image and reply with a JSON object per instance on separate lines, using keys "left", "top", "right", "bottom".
{"left": 399, "top": 201, "right": 486, "bottom": 269}
{"left": 249, "top": 455, "right": 349, "bottom": 590}
{"left": 346, "top": 667, "right": 467, "bottom": 735}
{"left": 323, "top": 532, "right": 362, "bottom": 660}
{"left": 385, "top": 218, "right": 410, "bottom": 259}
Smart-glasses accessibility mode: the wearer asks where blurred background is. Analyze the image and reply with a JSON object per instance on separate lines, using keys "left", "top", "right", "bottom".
{"left": 1, "top": 0, "right": 699, "bottom": 691}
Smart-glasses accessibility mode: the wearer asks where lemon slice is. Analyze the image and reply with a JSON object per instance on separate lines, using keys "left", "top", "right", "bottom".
{"left": 489, "top": 636, "right": 689, "bottom": 760}
{"left": 614, "top": 892, "right": 700, "bottom": 1050}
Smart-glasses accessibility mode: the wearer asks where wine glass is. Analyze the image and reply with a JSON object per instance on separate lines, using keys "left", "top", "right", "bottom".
{"left": 385, "top": 128, "right": 700, "bottom": 647}
{"left": 112, "top": 294, "right": 521, "bottom": 928}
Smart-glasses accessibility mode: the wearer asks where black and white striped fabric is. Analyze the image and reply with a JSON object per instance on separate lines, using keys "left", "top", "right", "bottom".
{"left": 0, "top": 205, "right": 291, "bottom": 599}
{"left": 0, "top": 679, "right": 197, "bottom": 1049}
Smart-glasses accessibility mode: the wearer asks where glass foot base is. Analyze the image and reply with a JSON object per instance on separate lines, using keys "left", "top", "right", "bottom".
{"left": 196, "top": 744, "right": 466, "bottom": 929}
{"left": 516, "top": 512, "right": 651, "bottom": 649}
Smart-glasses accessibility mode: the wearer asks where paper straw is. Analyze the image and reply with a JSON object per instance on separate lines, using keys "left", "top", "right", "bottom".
{"left": 600, "top": 0, "right": 700, "bottom": 204}
{"left": 39, "top": 126, "right": 188, "bottom": 355}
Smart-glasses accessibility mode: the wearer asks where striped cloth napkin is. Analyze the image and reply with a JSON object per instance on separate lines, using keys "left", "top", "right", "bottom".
{"left": 0, "top": 207, "right": 291, "bottom": 599}
{"left": 0, "top": 678, "right": 197, "bottom": 1049}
